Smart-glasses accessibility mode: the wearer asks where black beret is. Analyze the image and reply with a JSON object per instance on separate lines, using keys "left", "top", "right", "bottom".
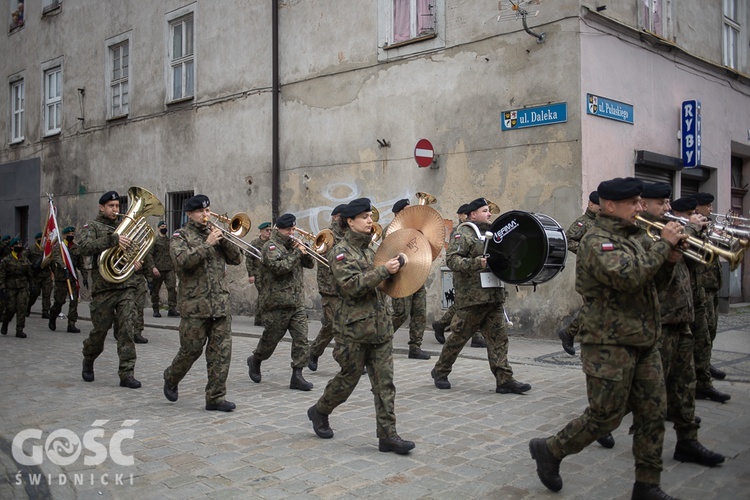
{"left": 340, "top": 198, "right": 371, "bottom": 219}
{"left": 671, "top": 197, "right": 698, "bottom": 213}
{"left": 392, "top": 198, "right": 410, "bottom": 214}
{"left": 275, "top": 213, "right": 296, "bottom": 229}
{"left": 597, "top": 177, "right": 644, "bottom": 201}
{"left": 62, "top": 226, "right": 75, "bottom": 234}
{"left": 34, "top": 232, "right": 43, "bottom": 239}
{"left": 183, "top": 194, "right": 210, "bottom": 212}
{"left": 331, "top": 204, "right": 347, "bottom": 217}
{"left": 692, "top": 192, "right": 715, "bottom": 205}
{"left": 465, "top": 197, "right": 489, "bottom": 214}
{"left": 258, "top": 222, "right": 272, "bottom": 230}
{"left": 641, "top": 182, "right": 672, "bottom": 200}
{"left": 457, "top": 204, "right": 470, "bottom": 215}
{"left": 588, "top": 191, "right": 600, "bottom": 205}
{"left": 99, "top": 191, "right": 120, "bottom": 205}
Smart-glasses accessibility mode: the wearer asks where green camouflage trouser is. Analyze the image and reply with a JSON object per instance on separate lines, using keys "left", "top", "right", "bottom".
{"left": 134, "top": 278, "right": 147, "bottom": 334}
{"left": 151, "top": 270, "right": 177, "bottom": 311}
{"left": 435, "top": 303, "right": 484, "bottom": 343}
{"left": 563, "top": 308, "right": 581, "bottom": 338}
{"left": 164, "top": 316, "right": 232, "bottom": 404}
{"left": 254, "top": 307, "right": 309, "bottom": 369}
{"left": 547, "top": 344, "right": 666, "bottom": 485}
{"left": 433, "top": 304, "right": 513, "bottom": 384}
{"left": 309, "top": 295, "right": 338, "bottom": 358}
{"left": 82, "top": 288, "right": 137, "bottom": 380}
{"left": 49, "top": 280, "right": 78, "bottom": 326}
{"left": 392, "top": 286, "right": 426, "bottom": 348}
{"left": 3, "top": 287, "right": 29, "bottom": 332}
{"left": 705, "top": 289, "right": 719, "bottom": 342}
{"left": 659, "top": 324, "right": 699, "bottom": 441}
{"left": 691, "top": 305, "right": 713, "bottom": 391}
{"left": 28, "top": 274, "right": 52, "bottom": 315}
{"left": 316, "top": 340, "right": 397, "bottom": 438}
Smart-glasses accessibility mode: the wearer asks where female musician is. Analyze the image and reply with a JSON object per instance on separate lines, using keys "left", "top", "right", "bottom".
{"left": 307, "top": 197, "right": 415, "bottom": 454}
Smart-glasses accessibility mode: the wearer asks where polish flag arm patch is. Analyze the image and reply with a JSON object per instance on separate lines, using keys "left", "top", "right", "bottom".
{"left": 454, "top": 234, "right": 461, "bottom": 239}
{"left": 576, "top": 222, "right": 584, "bottom": 227}
{"left": 269, "top": 245, "right": 276, "bottom": 251}
{"left": 601, "top": 242, "right": 615, "bottom": 251}
{"left": 335, "top": 253, "right": 345, "bottom": 261}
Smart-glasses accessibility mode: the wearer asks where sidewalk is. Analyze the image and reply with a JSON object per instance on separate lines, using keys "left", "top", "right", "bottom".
{"left": 0, "top": 302, "right": 748, "bottom": 499}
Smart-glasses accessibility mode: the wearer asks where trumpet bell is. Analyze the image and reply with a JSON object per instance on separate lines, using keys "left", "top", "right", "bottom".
{"left": 229, "top": 213, "right": 252, "bottom": 238}
{"left": 371, "top": 222, "right": 383, "bottom": 243}
{"left": 314, "top": 229, "right": 335, "bottom": 253}
{"left": 487, "top": 200, "right": 501, "bottom": 215}
{"left": 372, "top": 206, "right": 380, "bottom": 223}
{"left": 416, "top": 192, "right": 437, "bottom": 206}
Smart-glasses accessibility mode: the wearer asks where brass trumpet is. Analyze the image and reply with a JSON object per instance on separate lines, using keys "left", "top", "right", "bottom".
{"left": 487, "top": 200, "right": 501, "bottom": 215}
{"left": 371, "top": 222, "right": 383, "bottom": 245}
{"left": 292, "top": 227, "right": 330, "bottom": 267}
{"left": 416, "top": 192, "right": 437, "bottom": 205}
{"left": 206, "top": 211, "right": 263, "bottom": 260}
{"left": 636, "top": 215, "right": 715, "bottom": 265}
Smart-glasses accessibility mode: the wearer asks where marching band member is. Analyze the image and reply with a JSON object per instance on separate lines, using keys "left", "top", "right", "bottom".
{"left": 0, "top": 237, "right": 31, "bottom": 338}
{"left": 246, "top": 221, "right": 272, "bottom": 326}
{"left": 431, "top": 197, "right": 530, "bottom": 394}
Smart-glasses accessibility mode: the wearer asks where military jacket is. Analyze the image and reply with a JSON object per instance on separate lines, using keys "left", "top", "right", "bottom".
{"left": 701, "top": 256, "right": 722, "bottom": 292}
{"left": 43, "top": 241, "right": 83, "bottom": 283}
{"left": 170, "top": 220, "right": 242, "bottom": 318}
{"left": 150, "top": 234, "right": 173, "bottom": 271}
{"left": 0, "top": 252, "right": 31, "bottom": 289}
{"left": 576, "top": 214, "right": 674, "bottom": 347}
{"left": 245, "top": 236, "right": 266, "bottom": 280}
{"left": 316, "top": 224, "right": 344, "bottom": 296}
{"left": 330, "top": 229, "right": 393, "bottom": 344}
{"left": 78, "top": 214, "right": 139, "bottom": 294}
{"left": 446, "top": 221, "right": 504, "bottom": 308}
{"left": 565, "top": 208, "right": 597, "bottom": 255}
{"left": 259, "top": 230, "right": 314, "bottom": 310}
{"left": 26, "top": 243, "right": 44, "bottom": 274}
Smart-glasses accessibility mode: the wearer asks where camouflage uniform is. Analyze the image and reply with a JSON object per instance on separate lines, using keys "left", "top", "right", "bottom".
{"left": 698, "top": 258, "right": 721, "bottom": 381}
{"left": 149, "top": 233, "right": 177, "bottom": 313}
{"left": 245, "top": 235, "right": 266, "bottom": 326}
{"left": 545, "top": 214, "right": 672, "bottom": 485}
{"left": 561, "top": 208, "right": 598, "bottom": 339}
{"left": 133, "top": 253, "right": 155, "bottom": 336}
{"left": 78, "top": 214, "right": 140, "bottom": 381}
{"left": 392, "top": 285, "right": 427, "bottom": 348}
{"left": 0, "top": 250, "right": 31, "bottom": 334}
{"left": 687, "top": 259, "right": 713, "bottom": 392}
{"left": 26, "top": 241, "right": 52, "bottom": 317}
{"left": 252, "top": 229, "right": 314, "bottom": 368}
{"left": 164, "top": 220, "right": 242, "bottom": 404}
{"left": 315, "top": 229, "right": 399, "bottom": 438}
{"left": 309, "top": 223, "right": 345, "bottom": 360}
{"left": 433, "top": 221, "right": 515, "bottom": 385}
{"left": 46, "top": 240, "right": 83, "bottom": 329}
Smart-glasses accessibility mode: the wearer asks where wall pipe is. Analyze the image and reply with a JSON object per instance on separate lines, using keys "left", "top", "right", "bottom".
{"left": 272, "top": 0, "right": 280, "bottom": 220}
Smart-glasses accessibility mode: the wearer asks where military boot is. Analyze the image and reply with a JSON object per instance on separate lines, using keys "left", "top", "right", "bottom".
{"left": 153, "top": 309, "right": 162, "bottom": 318}
{"left": 432, "top": 321, "right": 446, "bottom": 344}
{"left": 709, "top": 365, "right": 726, "bottom": 380}
{"left": 167, "top": 309, "right": 180, "bottom": 317}
{"left": 290, "top": 368, "right": 313, "bottom": 391}
{"left": 470, "top": 333, "right": 487, "bottom": 348}
{"left": 378, "top": 435, "right": 415, "bottom": 454}
{"left": 596, "top": 432, "right": 615, "bottom": 449}
{"left": 119, "top": 376, "right": 142, "bottom": 389}
{"left": 630, "top": 481, "right": 677, "bottom": 500}
{"left": 15, "top": 330, "right": 27, "bottom": 338}
{"left": 408, "top": 346, "right": 431, "bottom": 360}
{"left": 307, "top": 404, "right": 334, "bottom": 438}
{"left": 674, "top": 440, "right": 725, "bottom": 466}
{"left": 695, "top": 386, "right": 731, "bottom": 403}
{"left": 1, "top": 322, "right": 7, "bottom": 335}
{"left": 529, "top": 438, "right": 562, "bottom": 492}
{"left": 82, "top": 359, "right": 95, "bottom": 382}
{"left": 48, "top": 315, "right": 56, "bottom": 331}
{"left": 163, "top": 379, "right": 178, "bottom": 402}
{"left": 206, "top": 400, "right": 236, "bottom": 412}
{"left": 431, "top": 368, "right": 451, "bottom": 389}
{"left": 41, "top": 312, "right": 49, "bottom": 319}
{"left": 67, "top": 324, "right": 80, "bottom": 333}
{"left": 308, "top": 354, "right": 319, "bottom": 371}
{"left": 496, "top": 379, "right": 532, "bottom": 394}
{"left": 247, "top": 355, "right": 262, "bottom": 383}
{"left": 558, "top": 329, "right": 575, "bottom": 356}
{"left": 133, "top": 333, "right": 149, "bottom": 344}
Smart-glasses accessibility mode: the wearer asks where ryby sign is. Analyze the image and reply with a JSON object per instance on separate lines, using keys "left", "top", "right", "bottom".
{"left": 681, "top": 100, "right": 701, "bottom": 167}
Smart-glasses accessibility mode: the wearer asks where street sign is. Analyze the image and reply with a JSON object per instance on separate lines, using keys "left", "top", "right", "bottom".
{"left": 586, "top": 94, "right": 634, "bottom": 124}
{"left": 681, "top": 100, "right": 701, "bottom": 167}
{"left": 501, "top": 102, "right": 567, "bottom": 131}
{"left": 414, "top": 139, "right": 434, "bottom": 168}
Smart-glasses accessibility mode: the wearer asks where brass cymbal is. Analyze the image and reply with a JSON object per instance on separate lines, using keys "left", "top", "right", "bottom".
{"left": 373, "top": 228, "right": 432, "bottom": 298}
{"left": 385, "top": 205, "right": 446, "bottom": 260}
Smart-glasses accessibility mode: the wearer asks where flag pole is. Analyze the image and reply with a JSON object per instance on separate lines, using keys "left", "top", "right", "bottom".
{"left": 49, "top": 197, "right": 76, "bottom": 301}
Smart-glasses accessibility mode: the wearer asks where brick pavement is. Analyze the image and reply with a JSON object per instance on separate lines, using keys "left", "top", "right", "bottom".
{"left": 0, "top": 303, "right": 748, "bottom": 499}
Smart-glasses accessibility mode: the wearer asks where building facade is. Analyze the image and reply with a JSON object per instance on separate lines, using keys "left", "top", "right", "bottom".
{"left": 2, "top": 0, "right": 749, "bottom": 332}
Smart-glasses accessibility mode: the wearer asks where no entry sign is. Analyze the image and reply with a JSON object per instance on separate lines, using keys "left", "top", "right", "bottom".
{"left": 414, "top": 139, "right": 434, "bottom": 168}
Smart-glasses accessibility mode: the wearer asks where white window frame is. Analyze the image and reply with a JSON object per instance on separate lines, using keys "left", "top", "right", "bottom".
{"left": 723, "top": 0, "right": 741, "bottom": 69}
{"left": 10, "top": 78, "right": 24, "bottom": 143}
{"left": 378, "top": 0, "right": 445, "bottom": 62}
{"left": 640, "top": 0, "right": 673, "bottom": 40}
{"left": 166, "top": 7, "right": 195, "bottom": 103}
{"left": 106, "top": 31, "right": 132, "bottom": 119}
{"left": 43, "top": 66, "right": 62, "bottom": 136}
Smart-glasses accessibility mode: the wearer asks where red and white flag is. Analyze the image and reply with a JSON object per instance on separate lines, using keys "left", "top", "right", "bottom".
{"left": 42, "top": 196, "right": 78, "bottom": 298}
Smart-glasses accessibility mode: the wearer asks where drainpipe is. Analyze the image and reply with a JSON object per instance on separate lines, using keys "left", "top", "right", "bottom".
{"left": 272, "top": 0, "right": 280, "bottom": 220}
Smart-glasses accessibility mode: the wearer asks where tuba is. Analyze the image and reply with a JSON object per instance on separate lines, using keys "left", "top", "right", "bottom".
{"left": 99, "top": 187, "right": 164, "bottom": 283}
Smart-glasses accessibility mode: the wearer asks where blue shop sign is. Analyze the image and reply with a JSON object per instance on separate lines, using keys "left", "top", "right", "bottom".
{"left": 681, "top": 100, "right": 701, "bottom": 167}
{"left": 586, "top": 94, "right": 634, "bottom": 124}
{"left": 501, "top": 102, "right": 567, "bottom": 131}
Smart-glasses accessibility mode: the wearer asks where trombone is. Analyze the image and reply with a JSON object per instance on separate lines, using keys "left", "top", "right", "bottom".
{"left": 206, "top": 211, "right": 263, "bottom": 260}
{"left": 292, "top": 227, "right": 330, "bottom": 267}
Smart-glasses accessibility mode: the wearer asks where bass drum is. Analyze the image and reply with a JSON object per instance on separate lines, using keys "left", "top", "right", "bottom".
{"left": 486, "top": 211, "right": 568, "bottom": 285}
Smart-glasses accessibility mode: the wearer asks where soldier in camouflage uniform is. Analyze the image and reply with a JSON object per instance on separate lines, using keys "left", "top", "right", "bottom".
{"left": 693, "top": 193, "right": 726, "bottom": 381}
{"left": 245, "top": 221, "right": 271, "bottom": 326}
{"left": 431, "top": 198, "right": 531, "bottom": 394}
{"left": 388, "top": 199, "right": 430, "bottom": 359}
{"left": 307, "top": 198, "right": 415, "bottom": 454}
{"left": 77, "top": 191, "right": 142, "bottom": 389}
{"left": 46, "top": 226, "right": 85, "bottom": 333}
{"left": 150, "top": 220, "right": 179, "bottom": 318}
{"left": 163, "top": 195, "right": 243, "bottom": 412}
{"left": 131, "top": 252, "right": 155, "bottom": 343}
{"left": 530, "top": 178, "right": 685, "bottom": 500}
{"left": 0, "top": 237, "right": 31, "bottom": 337}
{"left": 0, "top": 235, "right": 10, "bottom": 259}
{"left": 431, "top": 204, "right": 487, "bottom": 348}
{"left": 247, "top": 213, "right": 315, "bottom": 390}
{"left": 557, "top": 191, "right": 600, "bottom": 356}
{"left": 308, "top": 205, "right": 346, "bottom": 371}
{"left": 26, "top": 232, "right": 53, "bottom": 319}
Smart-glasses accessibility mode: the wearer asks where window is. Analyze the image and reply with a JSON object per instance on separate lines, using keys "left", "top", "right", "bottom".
{"left": 723, "top": 0, "right": 740, "bottom": 69}
{"left": 42, "top": 0, "right": 61, "bottom": 13}
{"left": 640, "top": 0, "right": 672, "bottom": 39}
{"left": 44, "top": 67, "right": 62, "bottom": 136}
{"left": 10, "top": 79, "right": 24, "bottom": 143}
{"left": 378, "top": 0, "right": 444, "bottom": 60}
{"left": 9, "top": 0, "right": 24, "bottom": 31}
{"left": 107, "top": 35, "right": 130, "bottom": 118}
{"left": 392, "top": 0, "right": 435, "bottom": 44}
{"left": 168, "top": 190, "right": 194, "bottom": 230}
{"left": 169, "top": 15, "right": 194, "bottom": 101}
